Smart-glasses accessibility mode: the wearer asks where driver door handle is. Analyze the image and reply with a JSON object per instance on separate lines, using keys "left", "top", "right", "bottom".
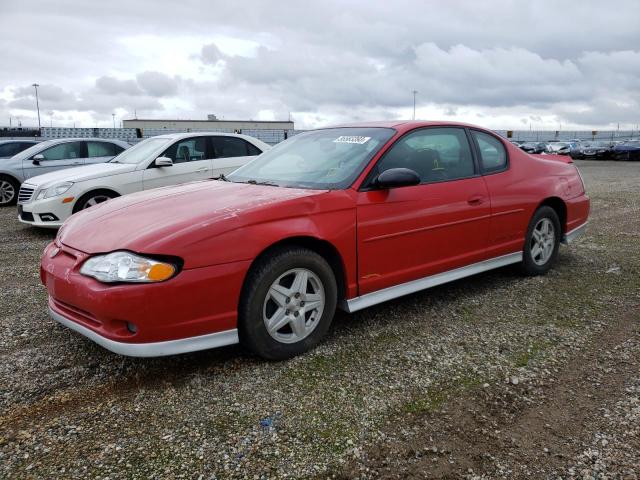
{"left": 467, "top": 195, "right": 485, "bottom": 206}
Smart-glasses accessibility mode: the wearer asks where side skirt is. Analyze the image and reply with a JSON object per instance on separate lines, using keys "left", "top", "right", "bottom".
{"left": 341, "top": 252, "right": 523, "bottom": 313}
{"left": 562, "top": 221, "right": 587, "bottom": 244}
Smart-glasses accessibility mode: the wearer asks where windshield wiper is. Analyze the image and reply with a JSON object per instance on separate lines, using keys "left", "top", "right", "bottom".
{"left": 214, "top": 173, "right": 230, "bottom": 181}
{"left": 246, "top": 179, "right": 279, "bottom": 187}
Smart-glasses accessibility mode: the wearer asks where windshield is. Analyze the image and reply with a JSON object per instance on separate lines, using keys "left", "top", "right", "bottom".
{"left": 110, "top": 137, "right": 172, "bottom": 164}
{"left": 228, "top": 127, "right": 395, "bottom": 189}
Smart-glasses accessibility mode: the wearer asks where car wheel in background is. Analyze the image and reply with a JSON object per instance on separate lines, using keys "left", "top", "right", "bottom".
{"left": 521, "top": 206, "right": 561, "bottom": 276}
{"left": 238, "top": 246, "right": 337, "bottom": 360}
{"left": 0, "top": 175, "right": 20, "bottom": 206}
{"left": 72, "top": 190, "right": 118, "bottom": 214}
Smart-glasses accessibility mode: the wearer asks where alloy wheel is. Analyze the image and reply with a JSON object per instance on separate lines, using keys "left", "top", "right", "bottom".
{"left": 82, "top": 195, "right": 111, "bottom": 209}
{"left": 530, "top": 218, "right": 555, "bottom": 265}
{"left": 263, "top": 268, "right": 326, "bottom": 344}
{"left": 0, "top": 180, "right": 15, "bottom": 205}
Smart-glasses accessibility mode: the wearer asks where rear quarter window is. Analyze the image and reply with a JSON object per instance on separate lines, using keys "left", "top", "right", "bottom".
{"left": 471, "top": 130, "right": 508, "bottom": 173}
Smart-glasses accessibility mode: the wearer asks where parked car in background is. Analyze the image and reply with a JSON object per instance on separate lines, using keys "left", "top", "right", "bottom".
{"left": 0, "top": 139, "right": 40, "bottom": 158}
{"left": 612, "top": 140, "right": 640, "bottom": 161}
{"left": 545, "top": 142, "right": 571, "bottom": 155}
{"left": 41, "top": 121, "right": 589, "bottom": 359}
{"left": 570, "top": 141, "right": 613, "bottom": 160}
{"left": 509, "top": 140, "right": 523, "bottom": 147}
{"left": 17, "top": 132, "right": 269, "bottom": 228}
{"left": 519, "top": 142, "right": 548, "bottom": 154}
{"left": 0, "top": 138, "right": 129, "bottom": 206}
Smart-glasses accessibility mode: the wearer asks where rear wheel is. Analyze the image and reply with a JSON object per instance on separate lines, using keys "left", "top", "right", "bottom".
{"left": 73, "top": 190, "right": 117, "bottom": 213}
{"left": 238, "top": 247, "right": 337, "bottom": 360}
{"left": 521, "top": 206, "right": 561, "bottom": 276}
{"left": 0, "top": 175, "right": 20, "bottom": 206}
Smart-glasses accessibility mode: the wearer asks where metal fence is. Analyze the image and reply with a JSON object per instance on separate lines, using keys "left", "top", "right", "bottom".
{"left": 2, "top": 126, "right": 639, "bottom": 145}
{"left": 494, "top": 130, "right": 639, "bottom": 142}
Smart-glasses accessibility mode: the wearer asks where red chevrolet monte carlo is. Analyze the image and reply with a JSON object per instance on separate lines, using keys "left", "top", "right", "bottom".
{"left": 41, "top": 121, "right": 589, "bottom": 360}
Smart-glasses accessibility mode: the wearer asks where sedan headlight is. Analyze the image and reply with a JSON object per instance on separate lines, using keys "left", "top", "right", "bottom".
{"left": 80, "top": 251, "right": 177, "bottom": 283}
{"left": 36, "top": 181, "right": 74, "bottom": 200}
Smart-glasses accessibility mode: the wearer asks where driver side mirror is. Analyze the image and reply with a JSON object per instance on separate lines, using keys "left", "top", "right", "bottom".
{"left": 375, "top": 168, "right": 421, "bottom": 189}
{"left": 32, "top": 153, "right": 44, "bottom": 165}
{"left": 155, "top": 157, "right": 173, "bottom": 167}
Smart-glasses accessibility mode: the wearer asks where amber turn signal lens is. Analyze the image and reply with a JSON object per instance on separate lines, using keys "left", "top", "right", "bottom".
{"left": 62, "top": 197, "right": 75, "bottom": 203}
{"left": 147, "top": 263, "right": 175, "bottom": 281}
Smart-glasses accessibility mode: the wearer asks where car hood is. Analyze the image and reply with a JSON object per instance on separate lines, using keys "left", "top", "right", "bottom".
{"left": 24, "top": 163, "right": 137, "bottom": 188}
{"left": 59, "top": 181, "right": 331, "bottom": 260}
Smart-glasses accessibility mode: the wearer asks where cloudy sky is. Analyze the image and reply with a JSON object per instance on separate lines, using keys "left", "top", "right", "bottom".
{"left": 1, "top": 1, "right": 639, "bottom": 130}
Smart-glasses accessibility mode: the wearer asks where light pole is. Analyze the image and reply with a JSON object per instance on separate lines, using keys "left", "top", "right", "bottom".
{"left": 112, "top": 113, "right": 116, "bottom": 129}
{"left": 32, "top": 83, "right": 41, "bottom": 130}
{"left": 412, "top": 90, "right": 418, "bottom": 120}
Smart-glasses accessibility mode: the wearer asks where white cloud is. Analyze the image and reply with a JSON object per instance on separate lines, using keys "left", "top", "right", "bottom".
{"left": 0, "top": 0, "right": 638, "bottom": 129}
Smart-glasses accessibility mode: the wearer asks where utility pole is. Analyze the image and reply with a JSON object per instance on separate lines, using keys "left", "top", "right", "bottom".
{"left": 32, "top": 83, "right": 41, "bottom": 130}
{"left": 112, "top": 113, "right": 116, "bottom": 129}
{"left": 412, "top": 90, "right": 418, "bottom": 120}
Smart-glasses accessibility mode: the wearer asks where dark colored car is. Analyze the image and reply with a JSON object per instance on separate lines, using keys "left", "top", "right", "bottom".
{"left": 519, "top": 142, "right": 548, "bottom": 154}
{"left": 570, "top": 141, "right": 613, "bottom": 160}
{"left": 612, "top": 140, "right": 640, "bottom": 161}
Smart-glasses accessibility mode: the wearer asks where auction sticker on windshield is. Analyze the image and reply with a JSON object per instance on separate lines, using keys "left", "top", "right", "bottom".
{"left": 333, "top": 136, "right": 371, "bottom": 144}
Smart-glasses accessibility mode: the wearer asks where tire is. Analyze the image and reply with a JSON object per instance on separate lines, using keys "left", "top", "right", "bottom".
{"left": 521, "top": 206, "right": 561, "bottom": 276}
{"left": 0, "top": 175, "right": 20, "bottom": 206}
{"left": 72, "top": 190, "right": 117, "bottom": 214}
{"left": 238, "top": 246, "right": 338, "bottom": 360}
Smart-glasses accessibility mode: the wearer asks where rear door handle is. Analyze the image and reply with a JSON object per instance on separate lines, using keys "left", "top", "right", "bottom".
{"left": 467, "top": 195, "right": 485, "bottom": 205}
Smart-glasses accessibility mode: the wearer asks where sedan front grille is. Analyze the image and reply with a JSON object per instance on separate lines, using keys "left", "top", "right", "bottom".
{"left": 18, "top": 185, "right": 35, "bottom": 204}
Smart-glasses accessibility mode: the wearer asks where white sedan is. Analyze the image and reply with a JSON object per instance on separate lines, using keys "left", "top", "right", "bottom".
{"left": 17, "top": 132, "right": 270, "bottom": 228}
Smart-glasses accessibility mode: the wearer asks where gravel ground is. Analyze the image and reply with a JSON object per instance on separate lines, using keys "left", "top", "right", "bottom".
{"left": 0, "top": 160, "right": 639, "bottom": 479}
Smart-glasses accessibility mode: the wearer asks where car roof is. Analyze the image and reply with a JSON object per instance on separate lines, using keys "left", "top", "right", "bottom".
{"left": 0, "top": 139, "right": 39, "bottom": 144}
{"left": 36, "top": 137, "right": 128, "bottom": 143}
{"left": 319, "top": 120, "right": 497, "bottom": 135}
{"left": 149, "top": 131, "right": 263, "bottom": 141}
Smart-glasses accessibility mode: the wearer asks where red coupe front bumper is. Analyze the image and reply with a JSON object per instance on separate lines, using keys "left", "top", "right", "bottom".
{"left": 41, "top": 241, "right": 249, "bottom": 356}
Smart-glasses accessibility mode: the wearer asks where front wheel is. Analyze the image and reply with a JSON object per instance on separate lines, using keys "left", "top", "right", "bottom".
{"left": 238, "top": 247, "right": 337, "bottom": 360}
{"left": 521, "top": 206, "right": 561, "bottom": 276}
{"left": 73, "top": 190, "right": 117, "bottom": 214}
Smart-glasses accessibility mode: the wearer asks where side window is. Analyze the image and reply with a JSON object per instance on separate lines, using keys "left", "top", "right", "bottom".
{"left": 37, "top": 141, "right": 83, "bottom": 161}
{"left": 375, "top": 128, "right": 475, "bottom": 183}
{"left": 161, "top": 137, "right": 207, "bottom": 164}
{"left": 471, "top": 131, "right": 508, "bottom": 173}
{"left": 246, "top": 142, "right": 262, "bottom": 156}
{"left": 211, "top": 136, "right": 250, "bottom": 158}
{"left": 114, "top": 144, "right": 125, "bottom": 154}
{"left": 87, "top": 141, "right": 116, "bottom": 158}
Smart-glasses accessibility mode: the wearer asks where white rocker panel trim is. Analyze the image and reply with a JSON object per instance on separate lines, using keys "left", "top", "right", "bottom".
{"left": 342, "top": 252, "right": 523, "bottom": 313}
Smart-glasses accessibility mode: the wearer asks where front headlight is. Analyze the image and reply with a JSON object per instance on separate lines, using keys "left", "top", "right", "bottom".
{"left": 80, "top": 251, "right": 178, "bottom": 283}
{"left": 36, "top": 181, "right": 74, "bottom": 200}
